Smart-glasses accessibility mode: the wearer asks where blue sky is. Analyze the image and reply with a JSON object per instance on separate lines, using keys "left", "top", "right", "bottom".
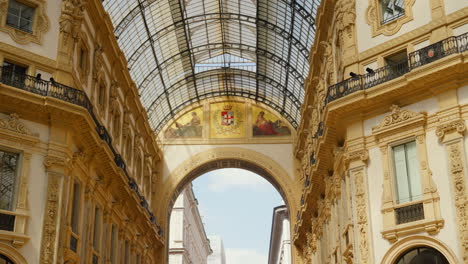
{"left": 192, "top": 168, "right": 284, "bottom": 264}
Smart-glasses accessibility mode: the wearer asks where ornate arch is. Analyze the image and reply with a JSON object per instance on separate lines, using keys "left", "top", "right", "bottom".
{"left": 156, "top": 147, "right": 300, "bottom": 231}
{"left": 0, "top": 243, "right": 28, "bottom": 264}
{"left": 381, "top": 236, "right": 458, "bottom": 264}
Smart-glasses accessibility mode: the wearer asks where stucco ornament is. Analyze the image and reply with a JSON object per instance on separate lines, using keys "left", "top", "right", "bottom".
{"left": 435, "top": 119, "right": 466, "bottom": 141}
{"left": 447, "top": 143, "right": 468, "bottom": 261}
{"left": 0, "top": 113, "right": 38, "bottom": 136}
{"left": 334, "top": 0, "right": 356, "bottom": 39}
{"left": 60, "top": 0, "right": 86, "bottom": 45}
{"left": 354, "top": 169, "right": 370, "bottom": 264}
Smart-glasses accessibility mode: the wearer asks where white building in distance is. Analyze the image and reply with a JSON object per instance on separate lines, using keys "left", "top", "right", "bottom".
{"left": 169, "top": 184, "right": 212, "bottom": 264}
{"left": 207, "top": 235, "right": 226, "bottom": 264}
{"left": 268, "top": 205, "right": 291, "bottom": 264}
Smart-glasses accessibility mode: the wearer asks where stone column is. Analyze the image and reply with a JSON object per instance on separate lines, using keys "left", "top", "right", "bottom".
{"left": 436, "top": 119, "right": 468, "bottom": 262}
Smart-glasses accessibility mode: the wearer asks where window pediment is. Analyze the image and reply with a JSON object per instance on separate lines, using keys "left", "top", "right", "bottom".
{"left": 373, "top": 105, "right": 426, "bottom": 139}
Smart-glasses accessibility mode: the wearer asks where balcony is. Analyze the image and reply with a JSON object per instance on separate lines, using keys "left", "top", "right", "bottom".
{"left": 0, "top": 67, "right": 160, "bottom": 233}
{"left": 326, "top": 32, "right": 468, "bottom": 104}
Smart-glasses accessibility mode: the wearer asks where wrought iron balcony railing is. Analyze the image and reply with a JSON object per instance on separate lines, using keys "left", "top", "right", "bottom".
{"left": 395, "top": 202, "right": 424, "bottom": 225}
{"left": 326, "top": 32, "right": 468, "bottom": 104}
{"left": 0, "top": 67, "right": 161, "bottom": 233}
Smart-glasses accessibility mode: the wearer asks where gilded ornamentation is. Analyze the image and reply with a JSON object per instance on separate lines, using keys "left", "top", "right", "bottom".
{"left": 435, "top": 119, "right": 466, "bottom": 141}
{"left": 354, "top": 169, "right": 370, "bottom": 264}
{"left": 365, "top": 0, "right": 416, "bottom": 37}
{"left": 43, "top": 156, "right": 69, "bottom": 169}
{"left": 446, "top": 143, "right": 468, "bottom": 261}
{"left": 334, "top": 0, "right": 356, "bottom": 39}
{"left": 344, "top": 149, "right": 368, "bottom": 165}
{"left": 109, "top": 80, "right": 120, "bottom": 114}
{"left": 0, "top": 113, "right": 38, "bottom": 137}
{"left": 59, "top": 0, "right": 86, "bottom": 45}
{"left": 0, "top": 0, "right": 49, "bottom": 44}
{"left": 39, "top": 173, "right": 61, "bottom": 264}
{"left": 92, "top": 44, "right": 104, "bottom": 80}
{"left": 375, "top": 105, "right": 420, "bottom": 130}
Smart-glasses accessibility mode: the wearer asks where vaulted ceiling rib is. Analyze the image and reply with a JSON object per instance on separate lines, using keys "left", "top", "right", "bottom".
{"left": 103, "top": 0, "right": 321, "bottom": 132}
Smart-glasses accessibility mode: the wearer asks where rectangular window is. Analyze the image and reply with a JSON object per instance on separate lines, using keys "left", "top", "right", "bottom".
{"left": 110, "top": 225, "right": 117, "bottom": 264}
{"left": 79, "top": 48, "right": 87, "bottom": 71}
{"left": 0, "top": 150, "right": 20, "bottom": 211}
{"left": 93, "top": 206, "right": 101, "bottom": 250}
{"left": 69, "top": 181, "right": 81, "bottom": 252}
{"left": 392, "top": 141, "right": 422, "bottom": 203}
{"left": 6, "top": 0, "right": 35, "bottom": 33}
{"left": 98, "top": 85, "right": 106, "bottom": 107}
{"left": 2, "top": 61, "right": 27, "bottom": 85}
{"left": 380, "top": 0, "right": 405, "bottom": 24}
{"left": 70, "top": 182, "right": 81, "bottom": 233}
{"left": 124, "top": 240, "right": 130, "bottom": 264}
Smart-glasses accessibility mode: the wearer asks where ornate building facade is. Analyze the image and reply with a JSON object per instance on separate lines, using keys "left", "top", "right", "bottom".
{"left": 0, "top": 0, "right": 466, "bottom": 263}
{"left": 168, "top": 184, "right": 211, "bottom": 264}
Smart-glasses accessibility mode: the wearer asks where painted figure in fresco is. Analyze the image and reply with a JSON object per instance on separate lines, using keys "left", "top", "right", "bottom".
{"left": 165, "top": 112, "right": 202, "bottom": 138}
{"left": 253, "top": 111, "right": 291, "bottom": 136}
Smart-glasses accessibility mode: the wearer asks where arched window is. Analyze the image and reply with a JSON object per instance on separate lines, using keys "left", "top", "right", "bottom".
{"left": 395, "top": 247, "right": 449, "bottom": 264}
{"left": 0, "top": 254, "right": 14, "bottom": 264}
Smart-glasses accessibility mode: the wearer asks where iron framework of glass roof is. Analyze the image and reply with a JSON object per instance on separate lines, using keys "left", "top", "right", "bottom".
{"left": 103, "top": 0, "right": 321, "bottom": 132}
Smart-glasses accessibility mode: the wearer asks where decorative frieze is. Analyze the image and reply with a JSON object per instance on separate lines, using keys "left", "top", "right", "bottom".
{"left": 446, "top": 142, "right": 468, "bottom": 261}
{"left": 353, "top": 169, "right": 370, "bottom": 264}
{"left": 0, "top": 113, "right": 38, "bottom": 137}
{"left": 39, "top": 173, "right": 62, "bottom": 264}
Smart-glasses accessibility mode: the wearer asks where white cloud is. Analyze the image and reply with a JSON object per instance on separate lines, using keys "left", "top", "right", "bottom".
{"left": 225, "top": 248, "right": 268, "bottom": 264}
{"left": 204, "top": 168, "right": 271, "bottom": 192}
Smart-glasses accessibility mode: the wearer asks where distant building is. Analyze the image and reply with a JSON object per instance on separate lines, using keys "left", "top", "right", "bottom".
{"left": 268, "top": 206, "right": 291, "bottom": 264}
{"left": 207, "top": 235, "right": 226, "bottom": 264}
{"left": 169, "top": 184, "right": 212, "bottom": 264}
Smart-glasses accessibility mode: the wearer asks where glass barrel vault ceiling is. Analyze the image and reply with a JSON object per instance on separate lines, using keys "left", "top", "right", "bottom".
{"left": 103, "top": 0, "right": 321, "bottom": 133}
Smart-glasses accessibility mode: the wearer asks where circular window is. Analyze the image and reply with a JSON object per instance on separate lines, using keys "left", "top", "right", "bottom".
{"left": 0, "top": 254, "right": 14, "bottom": 264}
{"left": 395, "top": 247, "right": 449, "bottom": 264}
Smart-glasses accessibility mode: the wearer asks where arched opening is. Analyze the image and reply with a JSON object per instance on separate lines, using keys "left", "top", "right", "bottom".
{"left": 0, "top": 254, "right": 14, "bottom": 264}
{"left": 167, "top": 165, "right": 290, "bottom": 264}
{"left": 158, "top": 146, "right": 299, "bottom": 263}
{"left": 394, "top": 247, "right": 449, "bottom": 264}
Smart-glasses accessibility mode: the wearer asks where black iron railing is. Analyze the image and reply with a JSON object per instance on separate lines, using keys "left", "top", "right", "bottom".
{"left": 0, "top": 67, "right": 161, "bottom": 234}
{"left": 326, "top": 32, "right": 468, "bottom": 104}
{"left": 395, "top": 202, "right": 424, "bottom": 224}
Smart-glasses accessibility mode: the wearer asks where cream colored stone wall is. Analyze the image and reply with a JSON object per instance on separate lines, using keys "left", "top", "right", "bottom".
{"left": 162, "top": 144, "right": 295, "bottom": 182}
{"left": 0, "top": 0, "right": 61, "bottom": 60}
{"left": 356, "top": 0, "right": 432, "bottom": 52}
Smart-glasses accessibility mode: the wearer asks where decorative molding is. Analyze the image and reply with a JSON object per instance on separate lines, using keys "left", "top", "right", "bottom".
{"left": 353, "top": 169, "right": 370, "bottom": 264}
{"left": 344, "top": 149, "right": 368, "bottom": 165}
{"left": 0, "top": 242, "right": 28, "bottom": 264}
{"left": 446, "top": 142, "right": 468, "bottom": 262}
{"left": 0, "top": 0, "right": 50, "bottom": 44}
{"left": 435, "top": 119, "right": 466, "bottom": 141}
{"left": 373, "top": 105, "right": 424, "bottom": 134}
{"left": 365, "top": 0, "right": 416, "bottom": 37}
{"left": 381, "top": 236, "right": 458, "bottom": 264}
{"left": 43, "top": 155, "right": 70, "bottom": 169}
{"left": 0, "top": 113, "right": 38, "bottom": 137}
{"left": 39, "top": 173, "right": 61, "bottom": 264}
{"left": 59, "top": 0, "right": 86, "bottom": 46}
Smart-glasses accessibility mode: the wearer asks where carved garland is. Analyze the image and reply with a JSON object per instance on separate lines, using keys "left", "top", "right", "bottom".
{"left": 39, "top": 171, "right": 61, "bottom": 264}
{"left": 354, "top": 169, "right": 370, "bottom": 264}
{"left": 447, "top": 143, "right": 468, "bottom": 262}
{"left": 0, "top": 0, "right": 49, "bottom": 44}
{"left": 365, "top": 0, "right": 416, "bottom": 37}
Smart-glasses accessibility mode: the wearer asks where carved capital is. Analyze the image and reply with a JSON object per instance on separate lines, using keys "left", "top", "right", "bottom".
{"left": 435, "top": 119, "right": 466, "bottom": 141}
{"left": 344, "top": 149, "right": 368, "bottom": 165}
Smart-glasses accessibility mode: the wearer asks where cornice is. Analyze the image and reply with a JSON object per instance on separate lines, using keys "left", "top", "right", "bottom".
{"left": 0, "top": 42, "right": 57, "bottom": 71}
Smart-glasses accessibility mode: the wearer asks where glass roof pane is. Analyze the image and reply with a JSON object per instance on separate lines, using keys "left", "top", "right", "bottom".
{"left": 103, "top": 0, "right": 322, "bottom": 132}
